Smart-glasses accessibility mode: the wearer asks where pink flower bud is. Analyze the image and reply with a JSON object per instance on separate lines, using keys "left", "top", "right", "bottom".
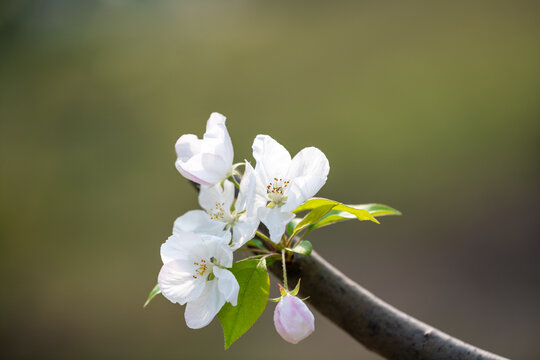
{"left": 273, "top": 294, "right": 315, "bottom": 344}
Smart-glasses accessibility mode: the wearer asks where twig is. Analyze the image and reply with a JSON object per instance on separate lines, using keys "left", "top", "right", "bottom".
{"left": 189, "top": 179, "right": 508, "bottom": 359}
{"left": 270, "top": 251, "right": 509, "bottom": 360}
{"left": 281, "top": 249, "right": 288, "bottom": 290}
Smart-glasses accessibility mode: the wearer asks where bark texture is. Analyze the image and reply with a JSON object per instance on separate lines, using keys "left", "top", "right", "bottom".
{"left": 269, "top": 251, "right": 509, "bottom": 360}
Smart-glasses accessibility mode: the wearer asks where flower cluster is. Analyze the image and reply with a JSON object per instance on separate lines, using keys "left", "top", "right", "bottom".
{"left": 162, "top": 112, "right": 326, "bottom": 339}
{"left": 147, "top": 112, "right": 400, "bottom": 348}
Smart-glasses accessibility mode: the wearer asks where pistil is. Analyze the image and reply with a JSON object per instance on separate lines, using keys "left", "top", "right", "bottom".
{"left": 267, "top": 178, "right": 290, "bottom": 207}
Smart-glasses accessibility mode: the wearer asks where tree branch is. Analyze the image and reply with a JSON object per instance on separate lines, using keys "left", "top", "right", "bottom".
{"left": 269, "top": 251, "right": 509, "bottom": 360}
{"left": 190, "top": 180, "right": 508, "bottom": 359}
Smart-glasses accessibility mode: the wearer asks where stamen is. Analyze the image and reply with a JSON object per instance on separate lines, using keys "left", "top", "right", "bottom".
{"left": 209, "top": 201, "right": 226, "bottom": 220}
{"left": 208, "top": 201, "right": 240, "bottom": 226}
{"left": 193, "top": 260, "right": 208, "bottom": 276}
{"left": 266, "top": 178, "right": 290, "bottom": 207}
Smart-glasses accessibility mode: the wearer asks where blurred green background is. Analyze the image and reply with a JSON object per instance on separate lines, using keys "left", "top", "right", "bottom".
{"left": 1, "top": 1, "right": 539, "bottom": 359}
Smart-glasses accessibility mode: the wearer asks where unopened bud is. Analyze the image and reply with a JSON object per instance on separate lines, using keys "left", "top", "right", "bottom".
{"left": 273, "top": 294, "right": 315, "bottom": 344}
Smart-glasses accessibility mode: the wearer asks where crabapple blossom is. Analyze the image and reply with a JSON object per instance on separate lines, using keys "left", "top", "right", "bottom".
{"left": 146, "top": 110, "right": 404, "bottom": 350}
{"left": 252, "top": 135, "right": 330, "bottom": 242}
{"left": 158, "top": 231, "right": 239, "bottom": 329}
{"left": 175, "top": 112, "right": 234, "bottom": 186}
{"left": 172, "top": 162, "right": 264, "bottom": 250}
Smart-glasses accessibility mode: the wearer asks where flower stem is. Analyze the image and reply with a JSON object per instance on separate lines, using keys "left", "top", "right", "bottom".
{"left": 232, "top": 162, "right": 246, "bottom": 171}
{"left": 292, "top": 230, "right": 309, "bottom": 247}
{"left": 255, "top": 231, "right": 272, "bottom": 244}
{"left": 281, "top": 248, "right": 288, "bottom": 290}
{"left": 238, "top": 248, "right": 272, "bottom": 254}
{"left": 230, "top": 175, "right": 241, "bottom": 189}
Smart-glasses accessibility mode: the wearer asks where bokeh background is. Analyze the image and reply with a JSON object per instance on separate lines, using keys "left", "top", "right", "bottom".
{"left": 1, "top": 1, "right": 539, "bottom": 359}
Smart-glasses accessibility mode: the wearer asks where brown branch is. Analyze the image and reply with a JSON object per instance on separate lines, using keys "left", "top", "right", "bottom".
{"left": 190, "top": 180, "right": 508, "bottom": 359}
{"left": 269, "top": 251, "right": 509, "bottom": 360}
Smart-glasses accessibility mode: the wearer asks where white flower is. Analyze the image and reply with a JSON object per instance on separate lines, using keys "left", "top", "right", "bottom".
{"left": 172, "top": 209, "right": 228, "bottom": 238}
{"left": 252, "top": 135, "right": 330, "bottom": 242}
{"left": 173, "top": 163, "right": 263, "bottom": 250}
{"left": 158, "top": 231, "right": 239, "bottom": 329}
{"left": 175, "top": 112, "right": 234, "bottom": 186}
{"left": 274, "top": 294, "right": 315, "bottom": 344}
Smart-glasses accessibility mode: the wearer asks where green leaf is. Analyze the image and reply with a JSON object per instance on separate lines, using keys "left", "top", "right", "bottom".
{"left": 311, "top": 203, "right": 401, "bottom": 230}
{"left": 218, "top": 258, "right": 270, "bottom": 349}
{"left": 143, "top": 283, "right": 161, "bottom": 308}
{"left": 293, "top": 197, "right": 339, "bottom": 213}
{"left": 291, "top": 203, "right": 336, "bottom": 237}
{"left": 292, "top": 197, "right": 380, "bottom": 232}
{"left": 266, "top": 256, "right": 278, "bottom": 266}
{"left": 349, "top": 203, "right": 402, "bottom": 217}
{"left": 332, "top": 203, "right": 379, "bottom": 224}
{"left": 289, "top": 240, "right": 312, "bottom": 256}
{"left": 245, "top": 238, "right": 265, "bottom": 250}
{"left": 286, "top": 218, "right": 301, "bottom": 236}
{"left": 293, "top": 198, "right": 379, "bottom": 223}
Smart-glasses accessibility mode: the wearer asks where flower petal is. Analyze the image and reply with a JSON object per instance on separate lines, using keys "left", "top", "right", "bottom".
{"left": 285, "top": 147, "right": 330, "bottom": 211}
{"left": 184, "top": 279, "right": 225, "bottom": 329}
{"left": 237, "top": 162, "right": 267, "bottom": 216}
{"left": 230, "top": 215, "right": 259, "bottom": 250}
{"left": 172, "top": 210, "right": 225, "bottom": 237}
{"left": 175, "top": 153, "right": 228, "bottom": 186}
{"left": 200, "top": 153, "right": 232, "bottom": 183}
{"left": 213, "top": 267, "right": 240, "bottom": 306}
{"left": 274, "top": 294, "right": 315, "bottom": 344}
{"left": 174, "top": 154, "right": 210, "bottom": 185}
{"left": 252, "top": 135, "right": 291, "bottom": 184}
{"left": 198, "top": 180, "right": 235, "bottom": 213}
{"left": 213, "top": 241, "right": 234, "bottom": 268}
{"left": 160, "top": 232, "right": 206, "bottom": 264}
{"left": 175, "top": 134, "right": 202, "bottom": 162}
{"left": 174, "top": 113, "right": 233, "bottom": 186}
{"left": 158, "top": 258, "right": 206, "bottom": 305}
{"left": 202, "top": 112, "right": 234, "bottom": 166}
{"left": 258, "top": 207, "right": 296, "bottom": 243}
